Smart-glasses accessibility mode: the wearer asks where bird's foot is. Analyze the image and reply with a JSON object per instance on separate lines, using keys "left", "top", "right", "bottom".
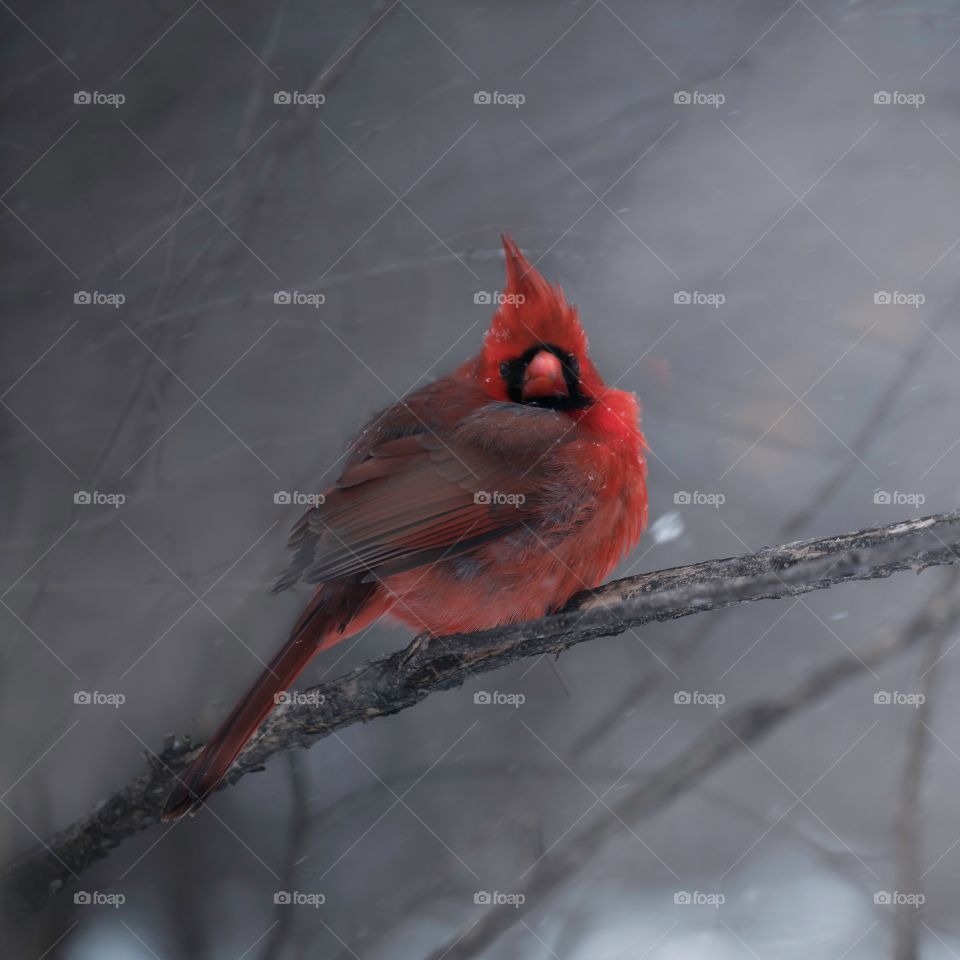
{"left": 398, "top": 632, "right": 433, "bottom": 674}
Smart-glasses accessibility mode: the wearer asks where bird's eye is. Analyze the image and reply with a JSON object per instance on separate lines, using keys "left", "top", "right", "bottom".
{"left": 499, "top": 361, "right": 510, "bottom": 377}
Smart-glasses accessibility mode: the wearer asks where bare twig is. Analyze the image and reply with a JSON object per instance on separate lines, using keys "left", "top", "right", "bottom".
{"left": 782, "top": 317, "right": 944, "bottom": 538}
{"left": 260, "top": 754, "right": 309, "bottom": 960}
{"left": 700, "top": 787, "right": 887, "bottom": 925}
{"left": 892, "top": 627, "right": 944, "bottom": 960}
{"left": 6, "top": 511, "right": 960, "bottom": 910}
{"left": 574, "top": 316, "right": 948, "bottom": 757}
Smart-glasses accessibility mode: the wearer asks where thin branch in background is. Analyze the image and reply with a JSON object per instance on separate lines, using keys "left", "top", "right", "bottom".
{"left": 700, "top": 787, "right": 887, "bottom": 928}
{"left": 222, "top": 0, "right": 397, "bottom": 260}
{"left": 782, "top": 315, "right": 945, "bottom": 538}
{"left": 5, "top": 511, "right": 960, "bottom": 911}
{"left": 892, "top": 627, "right": 945, "bottom": 960}
{"left": 260, "top": 753, "right": 309, "bottom": 960}
{"left": 575, "top": 316, "right": 947, "bottom": 760}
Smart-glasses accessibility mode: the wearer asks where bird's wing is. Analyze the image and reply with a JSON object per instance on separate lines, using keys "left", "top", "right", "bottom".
{"left": 272, "top": 405, "right": 578, "bottom": 591}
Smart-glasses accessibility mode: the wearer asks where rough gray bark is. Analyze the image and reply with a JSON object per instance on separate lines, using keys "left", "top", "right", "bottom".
{"left": 6, "top": 510, "right": 960, "bottom": 911}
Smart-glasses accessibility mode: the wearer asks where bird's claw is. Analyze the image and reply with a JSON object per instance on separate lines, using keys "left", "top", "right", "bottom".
{"left": 398, "top": 633, "right": 432, "bottom": 674}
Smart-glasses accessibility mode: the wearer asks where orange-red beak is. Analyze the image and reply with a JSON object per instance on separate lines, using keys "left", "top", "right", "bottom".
{"left": 521, "top": 350, "right": 569, "bottom": 402}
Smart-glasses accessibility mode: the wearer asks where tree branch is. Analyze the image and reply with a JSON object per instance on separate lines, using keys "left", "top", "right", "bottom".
{"left": 7, "top": 510, "right": 960, "bottom": 911}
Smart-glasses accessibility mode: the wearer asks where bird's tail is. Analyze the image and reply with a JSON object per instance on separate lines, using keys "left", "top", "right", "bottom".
{"left": 162, "top": 580, "right": 380, "bottom": 821}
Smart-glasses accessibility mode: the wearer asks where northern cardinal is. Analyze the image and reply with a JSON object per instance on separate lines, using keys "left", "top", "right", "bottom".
{"left": 162, "top": 236, "right": 648, "bottom": 820}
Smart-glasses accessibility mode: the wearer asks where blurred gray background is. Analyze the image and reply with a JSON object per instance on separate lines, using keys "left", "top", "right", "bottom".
{"left": 4, "top": 0, "right": 960, "bottom": 957}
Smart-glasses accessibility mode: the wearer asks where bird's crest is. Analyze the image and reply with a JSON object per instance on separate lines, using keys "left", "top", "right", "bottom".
{"left": 483, "top": 235, "right": 588, "bottom": 362}
{"left": 476, "top": 235, "right": 606, "bottom": 401}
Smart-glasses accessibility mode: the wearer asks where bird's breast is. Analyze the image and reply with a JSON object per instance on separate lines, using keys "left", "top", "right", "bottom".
{"left": 380, "top": 470, "right": 646, "bottom": 636}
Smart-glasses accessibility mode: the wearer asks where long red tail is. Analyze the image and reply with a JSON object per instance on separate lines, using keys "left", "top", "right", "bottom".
{"left": 162, "top": 580, "right": 380, "bottom": 821}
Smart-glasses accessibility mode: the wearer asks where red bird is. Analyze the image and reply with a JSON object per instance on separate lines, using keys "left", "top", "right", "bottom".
{"left": 162, "top": 236, "right": 648, "bottom": 820}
